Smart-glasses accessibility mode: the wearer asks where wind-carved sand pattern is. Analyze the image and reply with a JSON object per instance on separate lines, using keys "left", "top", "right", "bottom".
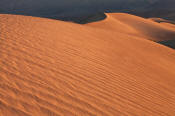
{"left": 0, "top": 14, "right": 175, "bottom": 116}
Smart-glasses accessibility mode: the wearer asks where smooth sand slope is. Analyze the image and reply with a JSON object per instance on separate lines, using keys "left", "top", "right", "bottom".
{"left": 86, "top": 13, "right": 175, "bottom": 49}
{"left": 1, "top": 14, "right": 175, "bottom": 116}
{"left": 87, "top": 13, "right": 175, "bottom": 41}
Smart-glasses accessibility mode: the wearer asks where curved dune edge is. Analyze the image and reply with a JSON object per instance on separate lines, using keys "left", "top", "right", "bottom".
{"left": 1, "top": 14, "right": 175, "bottom": 116}
{"left": 86, "top": 13, "right": 175, "bottom": 42}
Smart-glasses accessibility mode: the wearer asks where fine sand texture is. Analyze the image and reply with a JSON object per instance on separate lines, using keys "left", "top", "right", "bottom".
{"left": 1, "top": 14, "right": 175, "bottom": 116}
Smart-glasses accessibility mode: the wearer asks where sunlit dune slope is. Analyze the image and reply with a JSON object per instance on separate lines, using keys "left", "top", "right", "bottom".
{"left": 87, "top": 13, "right": 175, "bottom": 41}
{"left": 160, "top": 23, "right": 175, "bottom": 31}
{"left": 1, "top": 14, "right": 175, "bottom": 116}
{"left": 146, "top": 18, "right": 175, "bottom": 49}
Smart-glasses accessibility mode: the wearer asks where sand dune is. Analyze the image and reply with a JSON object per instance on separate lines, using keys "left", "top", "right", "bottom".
{"left": 161, "top": 23, "right": 175, "bottom": 30}
{"left": 149, "top": 18, "right": 175, "bottom": 24}
{"left": 86, "top": 13, "right": 175, "bottom": 49}
{"left": 87, "top": 13, "right": 175, "bottom": 41}
{"left": 1, "top": 14, "right": 175, "bottom": 116}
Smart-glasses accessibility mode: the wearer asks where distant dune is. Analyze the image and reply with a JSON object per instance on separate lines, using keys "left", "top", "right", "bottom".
{"left": 149, "top": 18, "right": 175, "bottom": 24}
{"left": 0, "top": 14, "right": 175, "bottom": 116}
{"left": 87, "top": 13, "right": 175, "bottom": 47}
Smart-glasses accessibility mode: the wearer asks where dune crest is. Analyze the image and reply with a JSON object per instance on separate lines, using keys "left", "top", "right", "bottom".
{"left": 87, "top": 13, "right": 175, "bottom": 42}
{"left": 1, "top": 14, "right": 175, "bottom": 116}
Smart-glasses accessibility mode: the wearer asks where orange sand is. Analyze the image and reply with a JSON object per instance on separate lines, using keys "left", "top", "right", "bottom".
{"left": 87, "top": 13, "right": 175, "bottom": 41}
{"left": 0, "top": 14, "right": 175, "bottom": 116}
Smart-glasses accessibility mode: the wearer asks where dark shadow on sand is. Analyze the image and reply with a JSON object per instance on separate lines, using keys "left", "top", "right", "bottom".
{"left": 158, "top": 40, "right": 175, "bottom": 49}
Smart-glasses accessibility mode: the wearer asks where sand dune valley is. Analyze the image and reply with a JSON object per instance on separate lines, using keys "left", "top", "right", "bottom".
{"left": 1, "top": 1, "right": 175, "bottom": 116}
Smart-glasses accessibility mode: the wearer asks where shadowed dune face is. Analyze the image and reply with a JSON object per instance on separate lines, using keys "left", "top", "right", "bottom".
{"left": 158, "top": 40, "right": 175, "bottom": 49}
{"left": 1, "top": 14, "right": 175, "bottom": 116}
